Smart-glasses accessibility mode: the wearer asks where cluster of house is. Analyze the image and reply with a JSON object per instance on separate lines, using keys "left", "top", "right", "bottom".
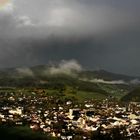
{"left": 0, "top": 90, "right": 140, "bottom": 139}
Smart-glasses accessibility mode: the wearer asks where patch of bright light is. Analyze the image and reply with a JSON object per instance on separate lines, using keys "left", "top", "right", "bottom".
{"left": 0, "top": 0, "right": 10, "bottom": 8}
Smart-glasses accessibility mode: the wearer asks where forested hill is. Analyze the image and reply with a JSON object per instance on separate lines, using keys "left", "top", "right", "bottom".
{"left": 0, "top": 65, "right": 138, "bottom": 98}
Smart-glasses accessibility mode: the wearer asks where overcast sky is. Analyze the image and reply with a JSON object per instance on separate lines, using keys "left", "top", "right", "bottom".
{"left": 0, "top": 0, "right": 140, "bottom": 76}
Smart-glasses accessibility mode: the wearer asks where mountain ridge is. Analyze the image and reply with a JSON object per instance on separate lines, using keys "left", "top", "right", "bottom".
{"left": 0, "top": 65, "right": 139, "bottom": 83}
{"left": 0, "top": 65, "right": 138, "bottom": 101}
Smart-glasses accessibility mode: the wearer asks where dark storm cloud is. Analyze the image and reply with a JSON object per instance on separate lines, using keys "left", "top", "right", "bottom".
{"left": 0, "top": 0, "right": 140, "bottom": 76}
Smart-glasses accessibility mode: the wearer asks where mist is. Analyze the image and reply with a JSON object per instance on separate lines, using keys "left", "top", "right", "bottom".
{"left": 16, "top": 67, "right": 34, "bottom": 77}
{"left": 45, "top": 60, "right": 82, "bottom": 76}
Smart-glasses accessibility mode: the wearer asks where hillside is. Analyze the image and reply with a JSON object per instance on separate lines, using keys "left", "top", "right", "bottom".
{"left": 78, "top": 70, "right": 139, "bottom": 83}
{"left": 122, "top": 87, "right": 140, "bottom": 102}
{"left": 0, "top": 65, "right": 139, "bottom": 82}
{"left": 0, "top": 65, "right": 138, "bottom": 100}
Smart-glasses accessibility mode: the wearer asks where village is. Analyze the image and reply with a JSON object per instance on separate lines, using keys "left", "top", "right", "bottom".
{"left": 0, "top": 89, "right": 140, "bottom": 140}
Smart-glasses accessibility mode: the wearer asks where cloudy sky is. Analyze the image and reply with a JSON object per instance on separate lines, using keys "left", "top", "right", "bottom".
{"left": 0, "top": 0, "right": 140, "bottom": 76}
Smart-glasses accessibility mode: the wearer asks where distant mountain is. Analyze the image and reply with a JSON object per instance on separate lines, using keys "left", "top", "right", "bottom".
{"left": 79, "top": 70, "right": 139, "bottom": 83}
{"left": 0, "top": 65, "right": 139, "bottom": 85}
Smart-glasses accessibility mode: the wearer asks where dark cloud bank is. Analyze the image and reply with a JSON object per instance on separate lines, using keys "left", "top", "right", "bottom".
{"left": 0, "top": 0, "right": 140, "bottom": 76}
